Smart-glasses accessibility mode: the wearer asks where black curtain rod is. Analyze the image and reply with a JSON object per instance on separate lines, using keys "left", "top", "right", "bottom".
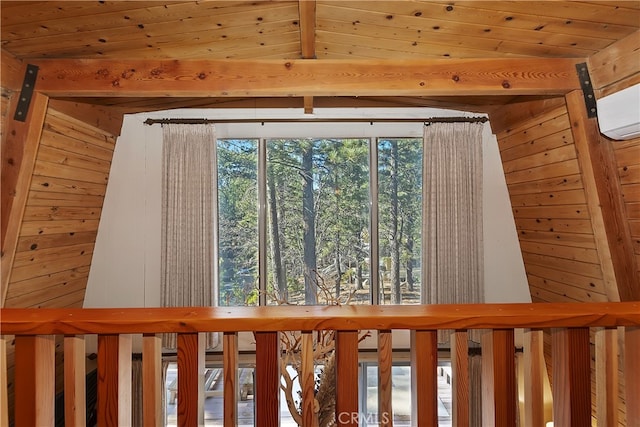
{"left": 143, "top": 116, "right": 488, "bottom": 125}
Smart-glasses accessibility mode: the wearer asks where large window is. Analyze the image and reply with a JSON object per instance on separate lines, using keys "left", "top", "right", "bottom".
{"left": 215, "top": 137, "right": 423, "bottom": 306}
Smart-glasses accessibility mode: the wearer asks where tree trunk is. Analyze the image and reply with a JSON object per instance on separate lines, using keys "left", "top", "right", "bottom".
{"left": 267, "top": 167, "right": 287, "bottom": 301}
{"left": 302, "top": 142, "right": 318, "bottom": 304}
{"left": 390, "top": 139, "right": 402, "bottom": 304}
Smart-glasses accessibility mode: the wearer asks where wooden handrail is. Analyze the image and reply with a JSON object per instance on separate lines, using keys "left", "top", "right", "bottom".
{"left": 2, "top": 302, "right": 639, "bottom": 335}
{"left": 2, "top": 302, "right": 639, "bottom": 427}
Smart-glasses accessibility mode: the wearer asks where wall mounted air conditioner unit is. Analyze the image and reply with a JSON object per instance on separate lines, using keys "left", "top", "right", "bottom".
{"left": 596, "top": 83, "right": 640, "bottom": 140}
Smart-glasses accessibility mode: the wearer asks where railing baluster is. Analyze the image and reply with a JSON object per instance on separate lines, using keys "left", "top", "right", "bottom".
{"left": 64, "top": 335, "right": 86, "bottom": 427}
{"left": 596, "top": 327, "right": 618, "bottom": 426}
{"left": 451, "top": 330, "right": 469, "bottom": 427}
{"left": 223, "top": 332, "right": 238, "bottom": 427}
{"left": 118, "top": 334, "right": 132, "bottom": 426}
{"left": 482, "top": 329, "right": 516, "bottom": 427}
{"left": 336, "top": 330, "right": 359, "bottom": 426}
{"left": 301, "top": 331, "right": 319, "bottom": 426}
{"left": 411, "top": 330, "right": 438, "bottom": 427}
{"left": 377, "top": 330, "right": 392, "bottom": 427}
{"left": 552, "top": 327, "right": 591, "bottom": 426}
{"left": 97, "top": 334, "right": 120, "bottom": 427}
{"left": 177, "top": 332, "right": 204, "bottom": 427}
{"left": 255, "top": 331, "right": 280, "bottom": 424}
{"left": 14, "top": 335, "right": 55, "bottom": 426}
{"left": 523, "top": 329, "right": 545, "bottom": 427}
{"left": 0, "top": 336, "right": 8, "bottom": 427}
{"left": 625, "top": 326, "right": 640, "bottom": 426}
{"left": 142, "top": 333, "right": 162, "bottom": 427}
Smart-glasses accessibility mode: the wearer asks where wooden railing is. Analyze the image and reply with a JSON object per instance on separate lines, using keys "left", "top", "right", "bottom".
{"left": 1, "top": 302, "right": 639, "bottom": 426}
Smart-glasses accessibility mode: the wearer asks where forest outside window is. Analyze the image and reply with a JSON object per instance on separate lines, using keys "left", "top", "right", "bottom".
{"left": 216, "top": 136, "right": 423, "bottom": 307}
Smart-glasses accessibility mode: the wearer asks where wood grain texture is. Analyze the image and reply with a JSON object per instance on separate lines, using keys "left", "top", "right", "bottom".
{"left": 377, "top": 330, "right": 392, "bottom": 427}
{"left": 625, "top": 326, "right": 640, "bottom": 427}
{"left": 301, "top": 332, "right": 319, "bottom": 427}
{"left": 588, "top": 30, "right": 640, "bottom": 91}
{"left": 142, "top": 334, "right": 162, "bottom": 427}
{"left": 64, "top": 335, "right": 86, "bottom": 427}
{"left": 1, "top": 92, "right": 49, "bottom": 306}
{"left": 0, "top": 337, "right": 7, "bottom": 427}
{"left": 450, "top": 331, "right": 469, "bottom": 427}
{"left": 595, "top": 327, "right": 618, "bottom": 426}
{"left": 97, "top": 335, "right": 119, "bottom": 427}
{"left": 223, "top": 332, "right": 238, "bottom": 427}
{"left": 2, "top": 303, "right": 640, "bottom": 336}
{"left": 410, "top": 330, "right": 438, "bottom": 426}
{"left": 523, "top": 329, "right": 545, "bottom": 427}
{"left": 254, "top": 332, "right": 280, "bottom": 425}
{"left": 567, "top": 90, "right": 640, "bottom": 301}
{"left": 177, "top": 333, "right": 204, "bottom": 427}
{"left": 336, "top": 330, "right": 359, "bottom": 426}
{"left": 30, "top": 58, "right": 582, "bottom": 97}
{"left": 493, "top": 330, "right": 516, "bottom": 427}
{"left": 552, "top": 328, "right": 592, "bottom": 426}
{"left": 14, "top": 335, "right": 55, "bottom": 426}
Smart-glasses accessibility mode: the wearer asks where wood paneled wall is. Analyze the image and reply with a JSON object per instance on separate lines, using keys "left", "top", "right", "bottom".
{"left": 3, "top": 105, "right": 117, "bottom": 418}
{"left": 495, "top": 104, "right": 610, "bottom": 304}
{"left": 613, "top": 136, "right": 640, "bottom": 287}
{"left": 491, "top": 98, "right": 633, "bottom": 425}
{"left": 4, "top": 107, "right": 116, "bottom": 308}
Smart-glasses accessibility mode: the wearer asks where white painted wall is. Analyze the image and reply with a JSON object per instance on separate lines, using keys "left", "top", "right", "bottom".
{"left": 85, "top": 108, "right": 530, "bottom": 309}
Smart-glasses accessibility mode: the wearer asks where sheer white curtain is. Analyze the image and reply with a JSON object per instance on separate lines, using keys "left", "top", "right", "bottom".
{"left": 422, "top": 122, "right": 484, "bottom": 340}
{"left": 161, "top": 124, "right": 216, "bottom": 348}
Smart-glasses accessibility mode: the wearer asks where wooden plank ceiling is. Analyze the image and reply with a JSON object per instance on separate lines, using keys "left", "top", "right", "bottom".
{"left": 1, "top": 0, "right": 639, "bottom": 112}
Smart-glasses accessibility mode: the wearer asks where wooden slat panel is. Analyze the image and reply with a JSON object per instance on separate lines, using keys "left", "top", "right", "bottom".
{"left": 26, "top": 191, "right": 104, "bottom": 207}
{"left": 523, "top": 329, "right": 545, "bottom": 427}
{"left": 589, "top": 30, "right": 640, "bottom": 90}
{"left": 451, "top": 331, "right": 469, "bottom": 427}
{"left": 64, "top": 335, "right": 86, "bottom": 427}
{"left": 118, "top": 334, "right": 132, "bottom": 426}
{"left": 519, "top": 241, "right": 599, "bottom": 264}
{"left": 522, "top": 252, "right": 603, "bottom": 279}
{"left": 595, "top": 327, "right": 618, "bottom": 426}
{"left": 14, "top": 335, "right": 56, "bottom": 426}
{"left": 142, "top": 334, "right": 162, "bottom": 427}
{"left": 19, "top": 219, "right": 101, "bottom": 236}
{"left": 498, "top": 111, "right": 571, "bottom": 151}
{"left": 510, "top": 188, "right": 587, "bottom": 207}
{"left": 40, "top": 129, "right": 115, "bottom": 162}
{"left": 411, "top": 330, "right": 438, "bottom": 426}
{"left": 625, "top": 327, "right": 640, "bottom": 425}
{"left": 97, "top": 335, "right": 119, "bottom": 427}
{"left": 255, "top": 331, "right": 279, "bottom": 424}
{"left": 503, "top": 145, "right": 577, "bottom": 174}
{"left": 9, "top": 252, "right": 93, "bottom": 283}
{"left": 505, "top": 159, "right": 581, "bottom": 185}
{"left": 512, "top": 204, "right": 590, "bottom": 220}
{"left": 525, "top": 264, "right": 605, "bottom": 293}
{"left": 29, "top": 176, "right": 107, "bottom": 197}
{"left": 516, "top": 229, "right": 597, "bottom": 249}
{"left": 377, "top": 330, "right": 392, "bottom": 427}
{"left": 301, "top": 331, "right": 319, "bottom": 427}
{"left": 177, "top": 333, "right": 204, "bottom": 427}
{"left": 506, "top": 173, "right": 583, "bottom": 196}
{"left": 552, "top": 328, "right": 592, "bottom": 426}
{"left": 499, "top": 128, "right": 573, "bottom": 163}
{"left": 13, "top": 242, "right": 94, "bottom": 268}
{"left": 528, "top": 276, "right": 608, "bottom": 303}
{"left": 482, "top": 329, "right": 516, "bottom": 427}
{"left": 0, "top": 336, "right": 7, "bottom": 427}
{"left": 223, "top": 332, "right": 238, "bottom": 427}
{"left": 335, "top": 330, "right": 359, "bottom": 426}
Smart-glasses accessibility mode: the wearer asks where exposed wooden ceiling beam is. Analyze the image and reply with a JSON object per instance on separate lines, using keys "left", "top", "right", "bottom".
{"left": 30, "top": 58, "right": 582, "bottom": 98}
{"left": 299, "top": 0, "right": 317, "bottom": 113}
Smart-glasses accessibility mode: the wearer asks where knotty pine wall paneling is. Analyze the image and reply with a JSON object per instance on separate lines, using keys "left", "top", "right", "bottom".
{"left": 3, "top": 105, "right": 117, "bottom": 421}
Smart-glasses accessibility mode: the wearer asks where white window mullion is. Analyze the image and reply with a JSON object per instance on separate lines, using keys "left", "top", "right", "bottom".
{"left": 257, "top": 137, "right": 268, "bottom": 306}
{"left": 369, "top": 138, "right": 380, "bottom": 306}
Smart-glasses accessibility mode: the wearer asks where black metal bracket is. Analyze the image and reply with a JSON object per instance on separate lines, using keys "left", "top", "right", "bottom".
{"left": 575, "top": 62, "right": 597, "bottom": 118}
{"left": 13, "top": 64, "right": 39, "bottom": 122}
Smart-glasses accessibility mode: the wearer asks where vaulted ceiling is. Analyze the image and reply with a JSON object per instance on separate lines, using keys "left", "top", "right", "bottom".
{"left": 2, "top": 0, "right": 639, "bottom": 113}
